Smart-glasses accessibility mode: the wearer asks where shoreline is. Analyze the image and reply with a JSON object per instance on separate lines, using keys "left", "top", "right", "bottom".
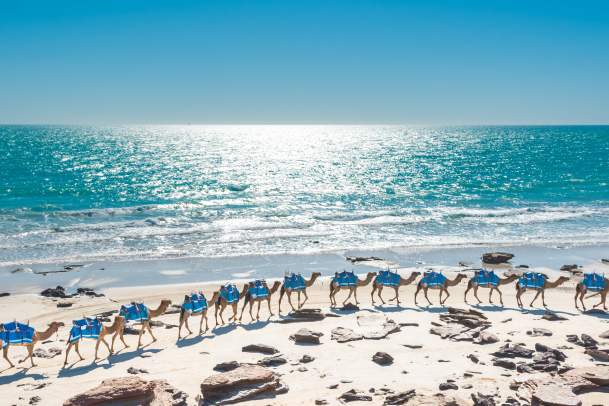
{"left": 2, "top": 243, "right": 608, "bottom": 295}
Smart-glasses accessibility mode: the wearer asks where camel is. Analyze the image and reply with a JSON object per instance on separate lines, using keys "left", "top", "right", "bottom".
{"left": 239, "top": 280, "right": 282, "bottom": 322}
{"left": 464, "top": 270, "right": 519, "bottom": 306}
{"left": 1, "top": 321, "right": 64, "bottom": 368}
{"left": 117, "top": 300, "right": 172, "bottom": 348}
{"left": 278, "top": 272, "right": 321, "bottom": 313}
{"left": 515, "top": 273, "right": 570, "bottom": 308}
{"left": 214, "top": 284, "right": 248, "bottom": 325}
{"left": 329, "top": 271, "right": 376, "bottom": 307}
{"left": 63, "top": 315, "right": 126, "bottom": 366}
{"left": 574, "top": 273, "right": 608, "bottom": 311}
{"left": 415, "top": 272, "right": 467, "bottom": 306}
{"left": 370, "top": 270, "right": 421, "bottom": 306}
{"left": 178, "top": 291, "right": 219, "bottom": 339}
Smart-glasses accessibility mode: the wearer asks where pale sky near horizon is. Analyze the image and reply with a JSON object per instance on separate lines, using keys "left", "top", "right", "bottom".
{"left": 1, "top": 0, "right": 609, "bottom": 125}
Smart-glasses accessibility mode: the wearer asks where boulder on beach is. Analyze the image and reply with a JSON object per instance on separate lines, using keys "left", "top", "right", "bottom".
{"left": 63, "top": 376, "right": 187, "bottom": 406}
{"left": 241, "top": 344, "right": 279, "bottom": 355}
{"left": 482, "top": 252, "right": 514, "bottom": 264}
{"left": 199, "top": 364, "right": 287, "bottom": 405}
{"left": 290, "top": 328, "right": 323, "bottom": 344}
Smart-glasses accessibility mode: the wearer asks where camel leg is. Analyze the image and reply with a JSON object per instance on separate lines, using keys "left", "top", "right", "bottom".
{"left": 287, "top": 292, "right": 297, "bottom": 311}
{"left": 464, "top": 283, "right": 471, "bottom": 304}
{"left": 94, "top": 339, "right": 101, "bottom": 361}
{"left": 73, "top": 340, "right": 84, "bottom": 362}
{"left": 278, "top": 288, "right": 285, "bottom": 314}
{"left": 27, "top": 344, "right": 36, "bottom": 367}
{"left": 414, "top": 284, "right": 421, "bottom": 305}
{"left": 441, "top": 288, "right": 450, "bottom": 305}
{"left": 541, "top": 289, "right": 548, "bottom": 308}
{"left": 301, "top": 290, "right": 309, "bottom": 308}
{"left": 391, "top": 287, "right": 400, "bottom": 306}
{"left": 593, "top": 292, "right": 607, "bottom": 310}
{"left": 354, "top": 287, "right": 360, "bottom": 305}
{"left": 497, "top": 288, "right": 504, "bottom": 307}
{"left": 530, "top": 290, "right": 542, "bottom": 307}
{"left": 248, "top": 301, "right": 254, "bottom": 321}
{"left": 371, "top": 284, "right": 377, "bottom": 305}
{"left": 329, "top": 287, "right": 336, "bottom": 307}
{"left": 63, "top": 342, "right": 74, "bottom": 366}
{"left": 199, "top": 312, "right": 206, "bottom": 335}
{"left": 343, "top": 288, "right": 353, "bottom": 306}
{"left": 256, "top": 301, "right": 261, "bottom": 320}
{"left": 239, "top": 296, "right": 250, "bottom": 322}
{"left": 232, "top": 303, "right": 239, "bottom": 322}
{"left": 473, "top": 286, "right": 483, "bottom": 304}
{"left": 2, "top": 346, "right": 13, "bottom": 368}
{"left": 575, "top": 288, "right": 583, "bottom": 310}
{"left": 137, "top": 324, "right": 146, "bottom": 348}
{"left": 378, "top": 286, "right": 386, "bottom": 305}
{"left": 488, "top": 288, "right": 493, "bottom": 304}
{"left": 100, "top": 337, "right": 111, "bottom": 358}
{"left": 111, "top": 331, "right": 124, "bottom": 353}
{"left": 423, "top": 288, "right": 432, "bottom": 306}
{"left": 516, "top": 288, "right": 523, "bottom": 308}
{"left": 146, "top": 322, "right": 157, "bottom": 343}
{"left": 297, "top": 291, "right": 302, "bottom": 309}
{"left": 267, "top": 297, "right": 273, "bottom": 317}
{"left": 215, "top": 304, "right": 221, "bottom": 325}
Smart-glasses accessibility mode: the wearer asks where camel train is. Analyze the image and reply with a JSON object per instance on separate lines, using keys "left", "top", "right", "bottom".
{"left": 5, "top": 264, "right": 609, "bottom": 370}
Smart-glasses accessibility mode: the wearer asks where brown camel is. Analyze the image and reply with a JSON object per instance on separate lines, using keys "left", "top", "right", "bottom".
{"left": 370, "top": 271, "right": 421, "bottom": 306}
{"left": 116, "top": 300, "right": 172, "bottom": 349}
{"left": 329, "top": 271, "right": 376, "bottom": 307}
{"left": 178, "top": 291, "right": 219, "bottom": 339}
{"left": 239, "top": 280, "right": 282, "bottom": 322}
{"left": 63, "top": 315, "right": 126, "bottom": 366}
{"left": 278, "top": 272, "right": 321, "bottom": 313}
{"left": 574, "top": 275, "right": 608, "bottom": 311}
{"left": 415, "top": 273, "right": 467, "bottom": 306}
{"left": 516, "top": 275, "right": 570, "bottom": 308}
{"left": 464, "top": 273, "right": 519, "bottom": 306}
{"left": 214, "top": 284, "right": 248, "bottom": 325}
{"left": 2, "top": 321, "right": 64, "bottom": 368}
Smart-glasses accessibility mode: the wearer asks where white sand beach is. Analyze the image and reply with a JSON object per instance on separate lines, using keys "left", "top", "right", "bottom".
{"left": 1, "top": 255, "right": 609, "bottom": 405}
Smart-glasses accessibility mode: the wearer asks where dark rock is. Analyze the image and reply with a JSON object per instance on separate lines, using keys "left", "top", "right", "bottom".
{"left": 123, "top": 326, "right": 140, "bottom": 335}
{"left": 339, "top": 389, "right": 372, "bottom": 402}
{"left": 127, "top": 367, "right": 148, "bottom": 374}
{"left": 527, "top": 328, "right": 553, "bottom": 337}
{"left": 384, "top": 389, "right": 416, "bottom": 405}
{"left": 402, "top": 344, "right": 423, "bottom": 349}
{"left": 300, "top": 354, "right": 315, "bottom": 363}
{"left": 581, "top": 334, "right": 599, "bottom": 348}
{"left": 258, "top": 355, "right": 287, "bottom": 367}
{"left": 57, "top": 302, "right": 73, "bottom": 308}
{"left": 542, "top": 311, "right": 567, "bottom": 321}
{"left": 40, "top": 286, "right": 72, "bottom": 298}
{"left": 315, "top": 399, "right": 328, "bottom": 405}
{"left": 29, "top": 396, "right": 41, "bottom": 405}
{"left": 471, "top": 392, "right": 496, "bottom": 406}
{"left": 279, "top": 308, "right": 326, "bottom": 323}
{"left": 482, "top": 252, "right": 514, "bottom": 264}
{"left": 341, "top": 303, "right": 360, "bottom": 311}
{"left": 372, "top": 352, "right": 394, "bottom": 366}
{"left": 585, "top": 349, "right": 609, "bottom": 362}
{"left": 475, "top": 331, "right": 499, "bottom": 344}
{"left": 346, "top": 256, "right": 384, "bottom": 264}
{"left": 516, "top": 364, "right": 534, "bottom": 373}
{"left": 76, "top": 287, "right": 104, "bottom": 297}
{"left": 242, "top": 344, "right": 279, "bottom": 355}
{"left": 0, "top": 292, "right": 9, "bottom": 297}
{"left": 560, "top": 264, "right": 581, "bottom": 274}
{"left": 213, "top": 361, "right": 240, "bottom": 372}
{"left": 492, "top": 344, "right": 534, "bottom": 359}
{"left": 468, "top": 354, "right": 480, "bottom": 363}
{"left": 439, "top": 382, "right": 458, "bottom": 390}
{"left": 493, "top": 359, "right": 516, "bottom": 370}
{"left": 290, "top": 328, "right": 323, "bottom": 344}
{"left": 33, "top": 347, "right": 62, "bottom": 359}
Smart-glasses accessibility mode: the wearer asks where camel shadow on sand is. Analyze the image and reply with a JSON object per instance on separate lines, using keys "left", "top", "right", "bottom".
{"left": 0, "top": 368, "right": 48, "bottom": 384}
{"left": 372, "top": 304, "right": 424, "bottom": 313}
{"left": 176, "top": 333, "right": 213, "bottom": 348}
{"left": 239, "top": 320, "right": 273, "bottom": 331}
{"left": 517, "top": 307, "right": 577, "bottom": 317}
{"left": 58, "top": 347, "right": 162, "bottom": 378}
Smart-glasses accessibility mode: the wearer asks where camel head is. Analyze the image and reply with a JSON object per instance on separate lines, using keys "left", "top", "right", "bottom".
{"left": 455, "top": 273, "right": 467, "bottom": 282}
{"left": 49, "top": 321, "right": 65, "bottom": 329}
{"left": 556, "top": 275, "right": 570, "bottom": 283}
{"left": 363, "top": 272, "right": 376, "bottom": 283}
{"left": 209, "top": 291, "right": 220, "bottom": 304}
{"left": 270, "top": 280, "right": 282, "bottom": 293}
{"left": 411, "top": 271, "right": 422, "bottom": 278}
{"left": 160, "top": 299, "right": 172, "bottom": 307}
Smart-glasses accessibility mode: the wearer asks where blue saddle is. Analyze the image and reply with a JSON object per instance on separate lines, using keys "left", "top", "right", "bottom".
{"left": 248, "top": 280, "right": 270, "bottom": 299}
{"left": 518, "top": 272, "right": 546, "bottom": 289}
{"left": 119, "top": 303, "right": 150, "bottom": 322}
{"left": 69, "top": 318, "right": 102, "bottom": 343}
{"left": 583, "top": 273, "right": 606, "bottom": 291}
{"left": 284, "top": 273, "right": 306, "bottom": 291}
{"left": 219, "top": 284, "right": 240, "bottom": 304}
{"left": 0, "top": 322, "right": 35, "bottom": 348}
{"left": 375, "top": 270, "right": 401, "bottom": 287}
{"left": 421, "top": 271, "right": 447, "bottom": 287}
{"left": 182, "top": 292, "right": 208, "bottom": 313}
{"left": 473, "top": 270, "right": 500, "bottom": 287}
{"left": 333, "top": 271, "right": 358, "bottom": 287}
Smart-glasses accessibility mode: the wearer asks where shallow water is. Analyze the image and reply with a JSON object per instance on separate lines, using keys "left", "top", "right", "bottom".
{"left": 1, "top": 125, "right": 609, "bottom": 266}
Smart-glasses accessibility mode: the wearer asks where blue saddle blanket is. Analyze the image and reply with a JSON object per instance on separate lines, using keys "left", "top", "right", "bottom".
{"left": 248, "top": 280, "right": 270, "bottom": 299}
{"left": 583, "top": 273, "right": 606, "bottom": 291}
{"left": 182, "top": 292, "right": 208, "bottom": 313}
{"left": 375, "top": 270, "right": 401, "bottom": 287}
{"left": 119, "top": 303, "right": 150, "bottom": 322}
{"left": 421, "top": 271, "right": 447, "bottom": 287}
{"left": 284, "top": 273, "right": 306, "bottom": 291}
{"left": 333, "top": 271, "right": 358, "bottom": 287}
{"left": 519, "top": 272, "right": 546, "bottom": 289}
{"left": 0, "top": 322, "right": 35, "bottom": 348}
{"left": 219, "top": 284, "right": 240, "bottom": 304}
{"left": 473, "top": 270, "right": 500, "bottom": 287}
{"left": 69, "top": 318, "right": 102, "bottom": 342}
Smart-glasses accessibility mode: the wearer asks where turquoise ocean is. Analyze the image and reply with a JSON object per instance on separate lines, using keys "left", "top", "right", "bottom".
{"left": 1, "top": 125, "right": 609, "bottom": 268}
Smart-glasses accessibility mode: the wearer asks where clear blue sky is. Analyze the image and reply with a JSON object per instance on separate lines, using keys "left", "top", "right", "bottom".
{"left": 1, "top": 0, "right": 609, "bottom": 124}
